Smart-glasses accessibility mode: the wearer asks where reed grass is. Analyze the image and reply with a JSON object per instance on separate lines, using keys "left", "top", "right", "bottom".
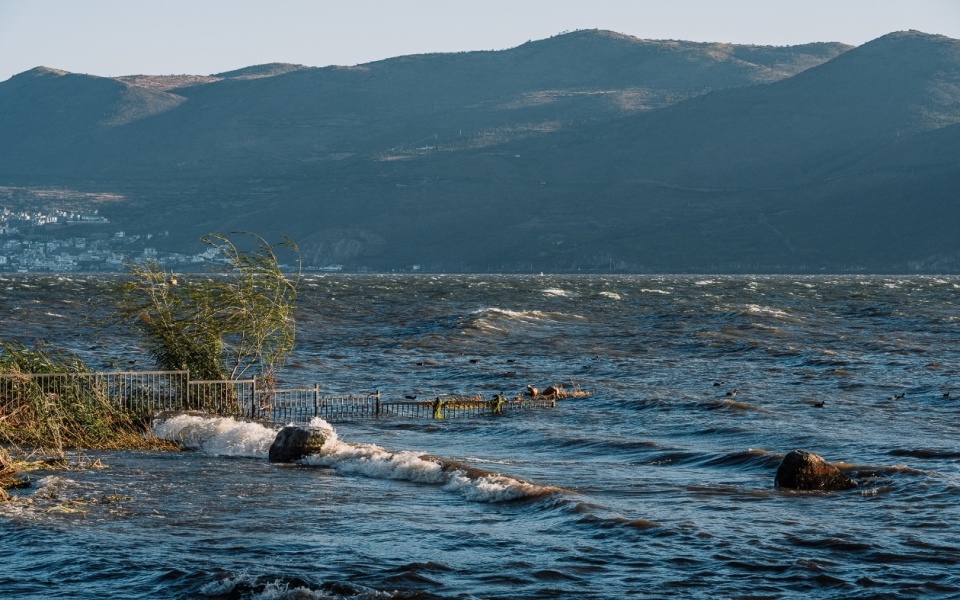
{"left": 1, "top": 340, "right": 177, "bottom": 501}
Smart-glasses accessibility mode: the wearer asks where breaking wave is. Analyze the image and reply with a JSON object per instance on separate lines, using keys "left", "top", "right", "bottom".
{"left": 299, "top": 418, "right": 560, "bottom": 502}
{"left": 151, "top": 415, "right": 558, "bottom": 502}
{"left": 152, "top": 414, "right": 277, "bottom": 458}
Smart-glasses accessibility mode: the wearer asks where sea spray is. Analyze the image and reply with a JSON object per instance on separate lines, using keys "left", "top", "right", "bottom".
{"left": 152, "top": 414, "right": 278, "bottom": 458}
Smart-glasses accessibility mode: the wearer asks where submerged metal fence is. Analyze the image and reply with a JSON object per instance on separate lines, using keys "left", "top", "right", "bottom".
{"left": 262, "top": 386, "right": 381, "bottom": 422}
{"left": 260, "top": 389, "right": 556, "bottom": 422}
{"left": 0, "top": 370, "right": 557, "bottom": 425}
{"left": 187, "top": 378, "right": 256, "bottom": 416}
{"left": 0, "top": 370, "right": 190, "bottom": 418}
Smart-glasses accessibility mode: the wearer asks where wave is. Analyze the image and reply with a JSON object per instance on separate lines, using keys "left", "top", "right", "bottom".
{"left": 464, "top": 307, "right": 584, "bottom": 333}
{"left": 151, "top": 414, "right": 278, "bottom": 457}
{"left": 470, "top": 307, "right": 582, "bottom": 322}
{"left": 299, "top": 418, "right": 559, "bottom": 502}
{"left": 152, "top": 415, "right": 558, "bottom": 503}
{"left": 888, "top": 448, "right": 960, "bottom": 460}
{"left": 741, "top": 304, "right": 801, "bottom": 322}
{"left": 196, "top": 572, "right": 380, "bottom": 600}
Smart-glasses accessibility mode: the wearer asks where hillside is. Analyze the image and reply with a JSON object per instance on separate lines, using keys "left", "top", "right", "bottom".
{"left": 0, "top": 29, "right": 957, "bottom": 272}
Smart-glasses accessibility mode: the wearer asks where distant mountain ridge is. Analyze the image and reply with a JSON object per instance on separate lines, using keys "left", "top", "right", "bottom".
{"left": 1, "top": 29, "right": 957, "bottom": 272}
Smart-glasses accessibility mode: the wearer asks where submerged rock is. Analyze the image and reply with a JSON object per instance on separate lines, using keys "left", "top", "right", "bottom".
{"left": 9, "top": 472, "right": 31, "bottom": 489}
{"left": 775, "top": 449, "right": 856, "bottom": 491}
{"left": 268, "top": 426, "right": 327, "bottom": 463}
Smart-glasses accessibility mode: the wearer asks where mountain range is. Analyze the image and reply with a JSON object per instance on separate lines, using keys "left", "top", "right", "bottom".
{"left": 1, "top": 29, "right": 958, "bottom": 272}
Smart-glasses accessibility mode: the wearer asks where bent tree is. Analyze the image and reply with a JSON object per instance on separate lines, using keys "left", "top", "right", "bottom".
{"left": 114, "top": 233, "right": 300, "bottom": 382}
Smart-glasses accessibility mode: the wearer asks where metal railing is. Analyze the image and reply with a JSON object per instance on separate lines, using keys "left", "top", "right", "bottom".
{"left": 1, "top": 370, "right": 558, "bottom": 425}
{"left": 187, "top": 378, "right": 256, "bottom": 416}
{"left": 260, "top": 385, "right": 381, "bottom": 422}
{"left": 0, "top": 370, "right": 189, "bottom": 420}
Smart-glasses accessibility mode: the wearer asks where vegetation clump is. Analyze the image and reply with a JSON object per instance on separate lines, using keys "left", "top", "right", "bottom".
{"left": 0, "top": 339, "right": 177, "bottom": 500}
{"left": 0, "top": 340, "right": 175, "bottom": 450}
{"left": 113, "top": 232, "right": 300, "bottom": 382}
{"left": 2, "top": 232, "right": 301, "bottom": 502}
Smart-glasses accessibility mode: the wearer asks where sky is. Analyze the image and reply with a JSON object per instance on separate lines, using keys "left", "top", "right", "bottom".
{"left": 1, "top": 0, "right": 959, "bottom": 82}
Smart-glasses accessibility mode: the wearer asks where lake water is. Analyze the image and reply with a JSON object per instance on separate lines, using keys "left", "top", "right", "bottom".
{"left": 2, "top": 274, "right": 959, "bottom": 599}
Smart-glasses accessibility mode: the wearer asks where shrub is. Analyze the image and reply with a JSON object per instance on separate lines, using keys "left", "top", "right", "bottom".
{"left": 113, "top": 232, "right": 300, "bottom": 382}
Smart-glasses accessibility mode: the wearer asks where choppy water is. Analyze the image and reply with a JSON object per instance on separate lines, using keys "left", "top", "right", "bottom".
{"left": 2, "top": 274, "right": 960, "bottom": 599}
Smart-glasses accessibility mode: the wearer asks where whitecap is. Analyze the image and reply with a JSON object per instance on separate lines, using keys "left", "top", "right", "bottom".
{"left": 299, "top": 418, "right": 557, "bottom": 502}
{"left": 468, "top": 307, "right": 584, "bottom": 325}
{"left": 152, "top": 414, "right": 278, "bottom": 458}
{"left": 743, "top": 304, "right": 795, "bottom": 320}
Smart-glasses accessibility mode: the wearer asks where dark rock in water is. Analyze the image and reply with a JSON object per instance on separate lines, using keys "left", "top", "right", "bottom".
{"left": 10, "top": 472, "right": 31, "bottom": 489}
{"left": 268, "top": 426, "right": 327, "bottom": 463}
{"left": 775, "top": 449, "right": 856, "bottom": 491}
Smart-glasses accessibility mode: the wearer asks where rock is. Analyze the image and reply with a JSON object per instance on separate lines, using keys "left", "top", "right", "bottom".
{"left": 526, "top": 385, "right": 539, "bottom": 397}
{"left": 9, "top": 472, "right": 31, "bottom": 489}
{"left": 774, "top": 449, "right": 856, "bottom": 491}
{"left": 268, "top": 426, "right": 328, "bottom": 463}
{"left": 542, "top": 385, "right": 565, "bottom": 398}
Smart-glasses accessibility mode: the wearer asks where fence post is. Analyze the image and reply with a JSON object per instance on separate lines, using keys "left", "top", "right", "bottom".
{"left": 249, "top": 380, "right": 255, "bottom": 419}
{"left": 314, "top": 383, "right": 319, "bottom": 418}
{"left": 376, "top": 390, "right": 381, "bottom": 416}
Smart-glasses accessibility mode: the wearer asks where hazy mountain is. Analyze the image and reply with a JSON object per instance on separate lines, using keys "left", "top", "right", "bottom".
{"left": 1, "top": 29, "right": 957, "bottom": 272}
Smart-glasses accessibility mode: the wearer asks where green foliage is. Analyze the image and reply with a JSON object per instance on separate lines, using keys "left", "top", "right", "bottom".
{"left": 113, "top": 232, "right": 300, "bottom": 381}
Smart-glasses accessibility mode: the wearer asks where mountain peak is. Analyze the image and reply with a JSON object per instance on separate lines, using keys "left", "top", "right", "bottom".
{"left": 860, "top": 29, "right": 959, "bottom": 49}
{"left": 214, "top": 63, "right": 308, "bottom": 80}
{"left": 13, "top": 66, "right": 70, "bottom": 80}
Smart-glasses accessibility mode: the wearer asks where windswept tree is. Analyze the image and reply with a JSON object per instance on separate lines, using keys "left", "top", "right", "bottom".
{"left": 114, "top": 233, "right": 300, "bottom": 382}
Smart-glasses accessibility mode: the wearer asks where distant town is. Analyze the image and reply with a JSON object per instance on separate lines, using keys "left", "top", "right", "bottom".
{"left": 0, "top": 207, "right": 235, "bottom": 273}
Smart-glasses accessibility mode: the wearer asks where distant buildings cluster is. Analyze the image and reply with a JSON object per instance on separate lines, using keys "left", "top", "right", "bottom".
{"left": 0, "top": 207, "right": 109, "bottom": 234}
{"left": 0, "top": 207, "right": 235, "bottom": 272}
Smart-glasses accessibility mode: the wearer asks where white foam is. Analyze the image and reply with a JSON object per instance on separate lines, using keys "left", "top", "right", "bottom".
{"left": 152, "top": 414, "right": 278, "bottom": 458}
{"left": 199, "top": 574, "right": 345, "bottom": 599}
{"left": 150, "top": 415, "right": 557, "bottom": 502}
{"left": 471, "top": 307, "right": 583, "bottom": 322}
{"left": 744, "top": 304, "right": 794, "bottom": 320}
{"left": 599, "top": 291, "right": 621, "bottom": 300}
{"left": 34, "top": 475, "right": 82, "bottom": 497}
{"left": 299, "top": 418, "right": 556, "bottom": 502}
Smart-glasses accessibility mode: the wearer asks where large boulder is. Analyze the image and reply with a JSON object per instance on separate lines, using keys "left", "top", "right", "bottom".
{"left": 775, "top": 449, "right": 856, "bottom": 491}
{"left": 268, "top": 426, "right": 328, "bottom": 463}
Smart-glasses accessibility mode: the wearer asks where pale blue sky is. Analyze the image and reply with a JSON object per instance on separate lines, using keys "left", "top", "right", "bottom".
{"left": 1, "top": 0, "right": 958, "bottom": 81}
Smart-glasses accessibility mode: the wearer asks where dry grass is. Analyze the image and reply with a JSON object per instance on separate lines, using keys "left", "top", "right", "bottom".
{"left": 1, "top": 341, "right": 179, "bottom": 502}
